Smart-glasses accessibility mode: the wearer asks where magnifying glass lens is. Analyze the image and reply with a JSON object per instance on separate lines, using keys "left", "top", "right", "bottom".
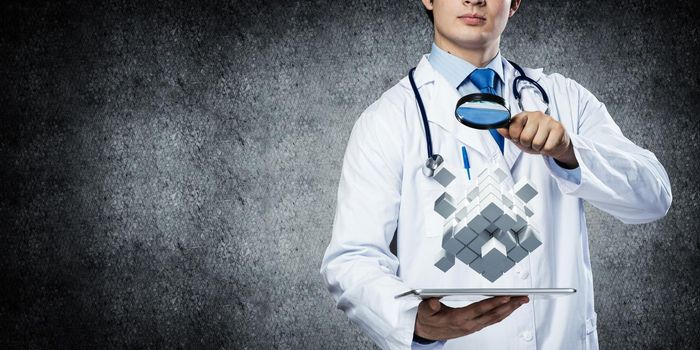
{"left": 455, "top": 95, "right": 511, "bottom": 130}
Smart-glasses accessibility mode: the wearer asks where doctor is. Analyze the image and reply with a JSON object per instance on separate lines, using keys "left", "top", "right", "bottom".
{"left": 320, "top": 0, "right": 672, "bottom": 349}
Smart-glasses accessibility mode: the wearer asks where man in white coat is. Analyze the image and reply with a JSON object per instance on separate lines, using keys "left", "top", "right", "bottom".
{"left": 320, "top": 0, "right": 672, "bottom": 349}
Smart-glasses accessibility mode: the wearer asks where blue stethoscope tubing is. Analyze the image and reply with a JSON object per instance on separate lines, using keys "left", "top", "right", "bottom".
{"left": 408, "top": 60, "right": 550, "bottom": 164}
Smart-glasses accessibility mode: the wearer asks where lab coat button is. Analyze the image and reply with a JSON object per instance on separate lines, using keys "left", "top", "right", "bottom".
{"left": 520, "top": 271, "right": 530, "bottom": 279}
{"left": 520, "top": 330, "right": 533, "bottom": 341}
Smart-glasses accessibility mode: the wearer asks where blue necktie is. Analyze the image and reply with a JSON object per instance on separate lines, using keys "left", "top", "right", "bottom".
{"left": 468, "top": 68, "right": 504, "bottom": 154}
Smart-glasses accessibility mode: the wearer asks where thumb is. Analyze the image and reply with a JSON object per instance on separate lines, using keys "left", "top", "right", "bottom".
{"left": 497, "top": 126, "right": 510, "bottom": 139}
{"left": 427, "top": 298, "right": 442, "bottom": 314}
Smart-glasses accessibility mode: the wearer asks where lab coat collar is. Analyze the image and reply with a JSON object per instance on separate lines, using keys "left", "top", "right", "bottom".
{"left": 428, "top": 43, "right": 506, "bottom": 90}
{"left": 408, "top": 55, "right": 491, "bottom": 159}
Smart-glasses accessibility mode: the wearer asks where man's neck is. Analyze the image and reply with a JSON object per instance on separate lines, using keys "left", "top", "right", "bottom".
{"left": 433, "top": 36, "right": 500, "bottom": 68}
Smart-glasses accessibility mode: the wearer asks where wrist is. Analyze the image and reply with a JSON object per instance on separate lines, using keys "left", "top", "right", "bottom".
{"left": 414, "top": 320, "right": 437, "bottom": 344}
{"left": 553, "top": 142, "right": 578, "bottom": 169}
{"left": 554, "top": 157, "right": 578, "bottom": 169}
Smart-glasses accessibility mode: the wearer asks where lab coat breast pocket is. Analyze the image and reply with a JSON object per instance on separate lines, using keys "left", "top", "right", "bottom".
{"left": 423, "top": 188, "right": 446, "bottom": 237}
{"left": 417, "top": 159, "right": 467, "bottom": 238}
{"left": 416, "top": 174, "right": 447, "bottom": 238}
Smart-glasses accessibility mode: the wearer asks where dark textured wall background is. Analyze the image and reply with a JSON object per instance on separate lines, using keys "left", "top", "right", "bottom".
{"left": 1, "top": 0, "right": 698, "bottom": 348}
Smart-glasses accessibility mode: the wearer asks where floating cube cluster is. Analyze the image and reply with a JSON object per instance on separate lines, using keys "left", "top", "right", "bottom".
{"left": 432, "top": 164, "right": 542, "bottom": 282}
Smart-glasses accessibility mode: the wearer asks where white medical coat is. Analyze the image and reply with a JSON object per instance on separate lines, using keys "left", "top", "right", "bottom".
{"left": 320, "top": 55, "right": 672, "bottom": 349}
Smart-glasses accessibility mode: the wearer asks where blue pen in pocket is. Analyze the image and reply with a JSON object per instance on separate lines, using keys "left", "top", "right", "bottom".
{"left": 461, "top": 145, "right": 471, "bottom": 181}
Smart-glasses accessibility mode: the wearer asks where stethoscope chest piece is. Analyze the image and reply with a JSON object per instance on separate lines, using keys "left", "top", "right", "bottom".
{"left": 423, "top": 154, "right": 444, "bottom": 177}
{"left": 423, "top": 154, "right": 456, "bottom": 187}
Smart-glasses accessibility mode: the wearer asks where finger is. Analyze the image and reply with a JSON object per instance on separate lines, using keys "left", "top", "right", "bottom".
{"left": 530, "top": 121, "right": 550, "bottom": 152}
{"left": 473, "top": 297, "right": 528, "bottom": 327}
{"left": 497, "top": 127, "right": 510, "bottom": 139}
{"left": 428, "top": 298, "right": 442, "bottom": 314}
{"left": 507, "top": 113, "right": 528, "bottom": 143}
{"left": 542, "top": 125, "right": 566, "bottom": 157}
{"left": 518, "top": 115, "right": 540, "bottom": 149}
{"left": 458, "top": 296, "right": 511, "bottom": 319}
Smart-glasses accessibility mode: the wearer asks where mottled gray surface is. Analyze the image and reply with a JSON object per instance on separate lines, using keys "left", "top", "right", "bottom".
{"left": 0, "top": 0, "right": 698, "bottom": 348}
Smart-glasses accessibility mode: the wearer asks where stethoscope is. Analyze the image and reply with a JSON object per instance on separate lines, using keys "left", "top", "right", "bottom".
{"left": 408, "top": 60, "right": 550, "bottom": 178}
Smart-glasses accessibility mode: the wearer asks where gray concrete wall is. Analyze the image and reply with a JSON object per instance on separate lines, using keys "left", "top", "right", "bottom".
{"left": 1, "top": 0, "right": 698, "bottom": 348}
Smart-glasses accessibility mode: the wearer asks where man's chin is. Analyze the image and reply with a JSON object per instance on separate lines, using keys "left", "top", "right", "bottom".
{"left": 453, "top": 36, "right": 493, "bottom": 50}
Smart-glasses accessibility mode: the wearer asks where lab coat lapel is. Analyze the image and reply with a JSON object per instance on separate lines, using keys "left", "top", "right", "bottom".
{"left": 501, "top": 59, "right": 548, "bottom": 173}
{"left": 501, "top": 59, "right": 526, "bottom": 173}
{"left": 421, "top": 62, "right": 492, "bottom": 159}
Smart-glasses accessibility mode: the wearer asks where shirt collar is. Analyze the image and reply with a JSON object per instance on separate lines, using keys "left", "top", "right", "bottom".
{"left": 427, "top": 42, "right": 505, "bottom": 90}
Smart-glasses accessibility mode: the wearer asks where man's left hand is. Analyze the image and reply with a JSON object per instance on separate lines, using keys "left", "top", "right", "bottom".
{"left": 497, "top": 111, "right": 579, "bottom": 169}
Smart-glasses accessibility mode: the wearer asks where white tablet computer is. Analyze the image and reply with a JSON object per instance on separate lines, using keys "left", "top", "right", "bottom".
{"left": 395, "top": 288, "right": 576, "bottom": 300}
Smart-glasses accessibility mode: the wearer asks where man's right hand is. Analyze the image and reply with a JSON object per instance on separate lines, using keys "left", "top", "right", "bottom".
{"left": 414, "top": 296, "right": 530, "bottom": 341}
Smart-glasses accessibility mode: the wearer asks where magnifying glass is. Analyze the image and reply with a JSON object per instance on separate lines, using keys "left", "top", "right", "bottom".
{"left": 454, "top": 93, "right": 511, "bottom": 130}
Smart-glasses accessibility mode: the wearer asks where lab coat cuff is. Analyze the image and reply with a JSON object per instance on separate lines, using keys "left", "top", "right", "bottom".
{"left": 404, "top": 298, "right": 446, "bottom": 350}
{"left": 411, "top": 340, "right": 447, "bottom": 349}
{"left": 543, "top": 155, "right": 581, "bottom": 185}
{"left": 398, "top": 298, "right": 425, "bottom": 349}
{"left": 545, "top": 134, "right": 591, "bottom": 194}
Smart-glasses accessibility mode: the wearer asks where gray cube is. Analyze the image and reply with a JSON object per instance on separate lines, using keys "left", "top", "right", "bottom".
{"left": 468, "top": 231, "right": 491, "bottom": 253}
{"left": 479, "top": 193, "right": 504, "bottom": 222}
{"left": 434, "top": 165, "right": 456, "bottom": 188}
{"left": 441, "top": 219, "right": 464, "bottom": 256}
{"left": 467, "top": 186, "right": 480, "bottom": 202}
{"left": 507, "top": 244, "right": 529, "bottom": 263}
{"left": 524, "top": 205, "right": 534, "bottom": 218}
{"left": 469, "top": 256, "right": 486, "bottom": 273}
{"left": 456, "top": 246, "right": 478, "bottom": 265}
{"left": 502, "top": 193, "right": 513, "bottom": 208}
{"left": 484, "top": 222, "right": 499, "bottom": 233}
{"left": 493, "top": 168, "right": 509, "bottom": 182}
{"left": 444, "top": 237, "right": 465, "bottom": 256}
{"left": 482, "top": 259, "right": 505, "bottom": 276}
{"left": 454, "top": 224, "right": 478, "bottom": 245}
{"left": 514, "top": 178, "right": 538, "bottom": 203}
{"left": 454, "top": 198, "right": 469, "bottom": 221}
{"left": 518, "top": 226, "right": 542, "bottom": 252}
{"left": 434, "top": 192, "right": 457, "bottom": 219}
{"left": 482, "top": 269, "right": 503, "bottom": 283}
{"left": 510, "top": 214, "right": 528, "bottom": 233}
{"left": 500, "top": 257, "right": 516, "bottom": 271}
{"left": 494, "top": 229, "right": 518, "bottom": 252}
{"left": 494, "top": 208, "right": 517, "bottom": 231}
{"left": 482, "top": 246, "right": 507, "bottom": 267}
{"left": 465, "top": 209, "right": 490, "bottom": 233}
{"left": 435, "top": 252, "right": 456, "bottom": 272}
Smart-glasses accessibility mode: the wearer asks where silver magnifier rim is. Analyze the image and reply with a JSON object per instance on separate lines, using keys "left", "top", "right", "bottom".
{"left": 454, "top": 93, "right": 511, "bottom": 130}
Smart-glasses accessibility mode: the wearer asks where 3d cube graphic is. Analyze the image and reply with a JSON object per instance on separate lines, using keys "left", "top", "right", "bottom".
{"left": 434, "top": 192, "right": 457, "bottom": 219}
{"left": 455, "top": 246, "right": 478, "bottom": 265}
{"left": 508, "top": 244, "right": 529, "bottom": 263}
{"left": 494, "top": 229, "right": 517, "bottom": 252}
{"left": 433, "top": 165, "right": 456, "bottom": 188}
{"left": 454, "top": 221, "right": 478, "bottom": 245}
{"left": 431, "top": 164, "right": 542, "bottom": 282}
{"left": 467, "top": 230, "right": 491, "bottom": 253}
{"left": 434, "top": 251, "right": 455, "bottom": 272}
{"left": 518, "top": 226, "right": 543, "bottom": 252}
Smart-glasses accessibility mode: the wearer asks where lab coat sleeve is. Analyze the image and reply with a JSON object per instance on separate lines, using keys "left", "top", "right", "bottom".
{"left": 543, "top": 77, "right": 672, "bottom": 224}
{"left": 320, "top": 101, "right": 429, "bottom": 350}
